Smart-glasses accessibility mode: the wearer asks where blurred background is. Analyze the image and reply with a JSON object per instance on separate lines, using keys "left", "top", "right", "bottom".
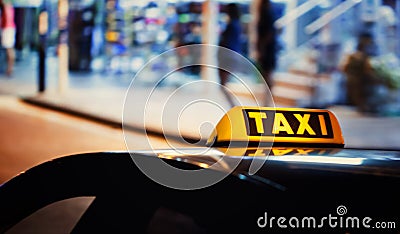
{"left": 0, "top": 0, "right": 399, "bottom": 183}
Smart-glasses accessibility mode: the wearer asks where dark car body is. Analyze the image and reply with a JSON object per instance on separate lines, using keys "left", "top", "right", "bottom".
{"left": 0, "top": 147, "right": 399, "bottom": 233}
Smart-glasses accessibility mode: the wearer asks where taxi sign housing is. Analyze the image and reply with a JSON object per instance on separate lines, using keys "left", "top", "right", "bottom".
{"left": 207, "top": 106, "right": 344, "bottom": 148}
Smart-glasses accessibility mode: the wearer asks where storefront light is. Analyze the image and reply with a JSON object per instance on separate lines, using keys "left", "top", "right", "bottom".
{"left": 131, "top": 58, "right": 145, "bottom": 72}
{"left": 146, "top": 8, "right": 161, "bottom": 18}
{"left": 157, "top": 30, "right": 170, "bottom": 43}
{"left": 13, "top": 0, "right": 43, "bottom": 7}
{"left": 129, "top": 0, "right": 150, "bottom": 8}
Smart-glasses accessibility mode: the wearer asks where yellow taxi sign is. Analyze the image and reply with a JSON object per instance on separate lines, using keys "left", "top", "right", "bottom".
{"left": 207, "top": 106, "right": 344, "bottom": 147}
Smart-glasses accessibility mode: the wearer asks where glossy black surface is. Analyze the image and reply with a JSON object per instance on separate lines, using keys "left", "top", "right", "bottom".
{"left": 0, "top": 150, "right": 399, "bottom": 233}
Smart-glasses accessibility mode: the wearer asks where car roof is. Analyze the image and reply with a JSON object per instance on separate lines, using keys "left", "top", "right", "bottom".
{"left": 139, "top": 147, "right": 400, "bottom": 177}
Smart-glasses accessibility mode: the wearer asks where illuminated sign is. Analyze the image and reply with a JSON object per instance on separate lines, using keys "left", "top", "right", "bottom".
{"left": 207, "top": 106, "right": 344, "bottom": 147}
{"left": 243, "top": 109, "right": 333, "bottom": 138}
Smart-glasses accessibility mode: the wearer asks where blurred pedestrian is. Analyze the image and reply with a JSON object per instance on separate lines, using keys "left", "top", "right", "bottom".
{"left": 218, "top": 3, "right": 242, "bottom": 107}
{"left": 0, "top": 0, "right": 15, "bottom": 76}
{"left": 255, "top": 0, "right": 277, "bottom": 89}
{"left": 218, "top": 3, "right": 242, "bottom": 87}
{"left": 341, "top": 32, "right": 386, "bottom": 114}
